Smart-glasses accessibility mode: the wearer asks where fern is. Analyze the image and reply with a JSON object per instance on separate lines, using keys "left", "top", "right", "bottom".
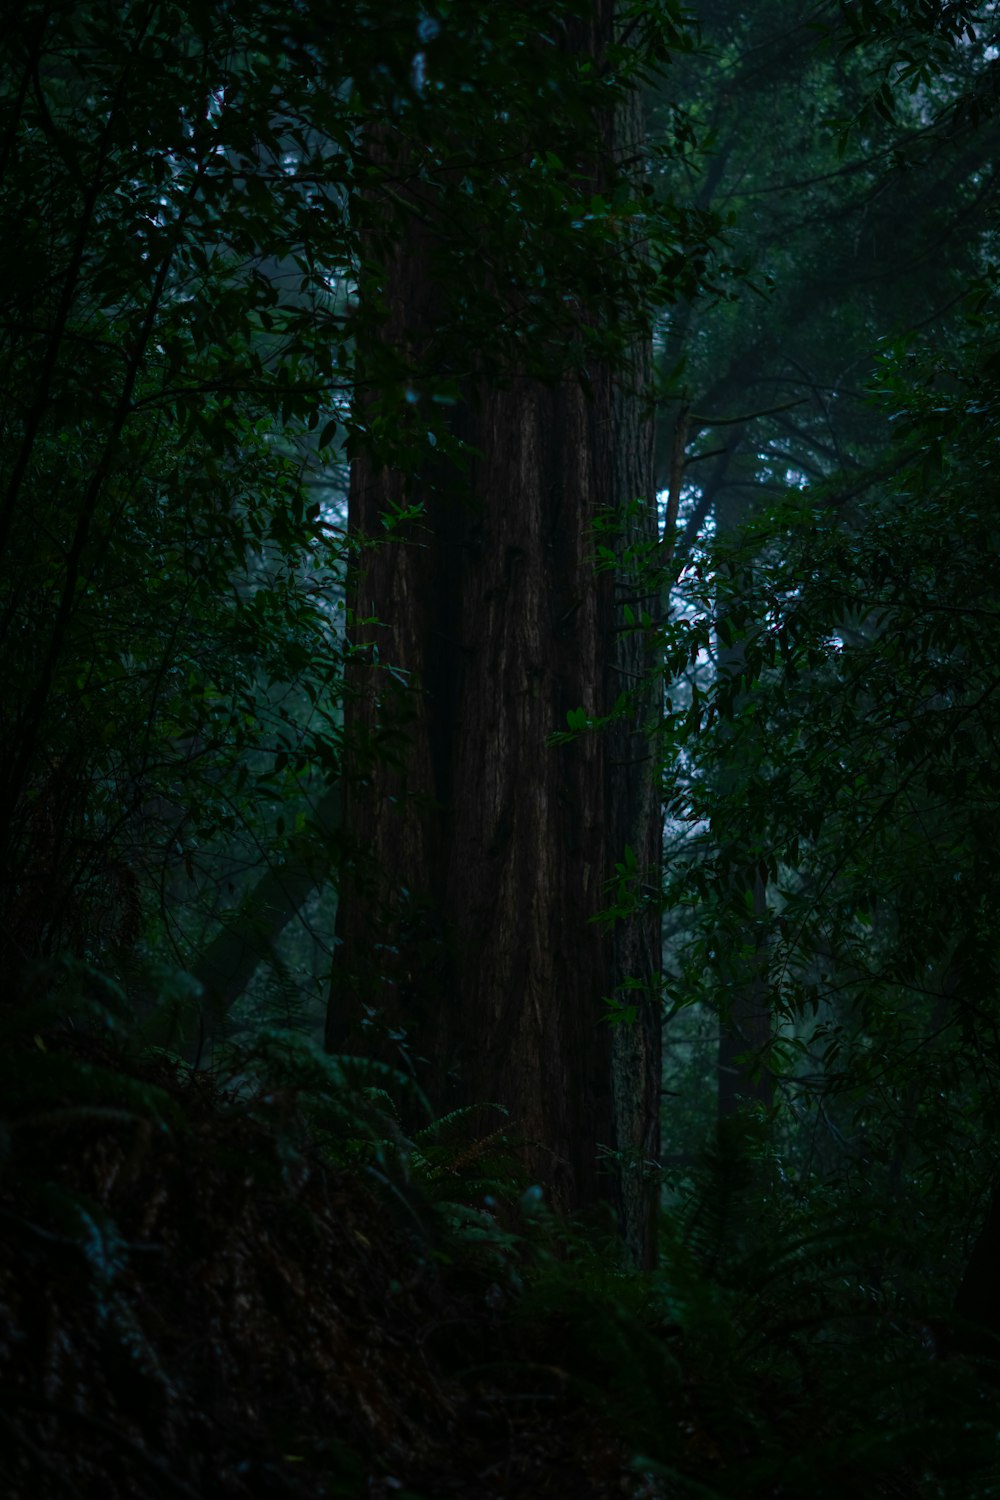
{"left": 216, "top": 1027, "right": 426, "bottom": 1174}
{"left": 410, "top": 1103, "right": 520, "bottom": 1195}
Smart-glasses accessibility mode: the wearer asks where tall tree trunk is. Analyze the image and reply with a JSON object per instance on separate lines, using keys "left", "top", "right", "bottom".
{"left": 717, "top": 865, "right": 773, "bottom": 1118}
{"left": 715, "top": 486, "right": 773, "bottom": 1121}
{"left": 328, "top": 3, "right": 662, "bottom": 1262}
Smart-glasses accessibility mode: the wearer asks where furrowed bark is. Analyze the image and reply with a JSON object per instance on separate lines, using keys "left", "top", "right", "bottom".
{"left": 329, "top": 2, "right": 662, "bottom": 1259}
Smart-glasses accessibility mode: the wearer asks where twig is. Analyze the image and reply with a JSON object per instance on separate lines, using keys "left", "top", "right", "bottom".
{"left": 688, "top": 398, "right": 807, "bottom": 427}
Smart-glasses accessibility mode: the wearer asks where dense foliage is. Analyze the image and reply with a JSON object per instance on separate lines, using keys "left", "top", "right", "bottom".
{"left": 4, "top": 1, "right": 1000, "bottom": 1496}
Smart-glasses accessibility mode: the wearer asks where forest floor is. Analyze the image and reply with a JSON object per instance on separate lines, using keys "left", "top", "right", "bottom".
{"left": 0, "top": 1030, "right": 988, "bottom": 1499}
{"left": 0, "top": 1033, "right": 666, "bottom": 1500}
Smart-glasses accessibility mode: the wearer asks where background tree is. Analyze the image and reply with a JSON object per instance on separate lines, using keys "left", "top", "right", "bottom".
{"left": 652, "top": 0, "right": 1000, "bottom": 1148}
{"left": 652, "top": 2, "right": 1000, "bottom": 1361}
{"left": 0, "top": 1, "right": 361, "bottom": 1034}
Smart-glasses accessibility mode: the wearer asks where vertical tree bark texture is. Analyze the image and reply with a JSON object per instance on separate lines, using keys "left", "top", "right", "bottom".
{"left": 604, "top": 70, "right": 663, "bottom": 1271}
{"left": 329, "top": 3, "right": 662, "bottom": 1261}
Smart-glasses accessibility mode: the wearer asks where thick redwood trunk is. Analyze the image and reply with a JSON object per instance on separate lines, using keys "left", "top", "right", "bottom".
{"left": 446, "top": 376, "right": 620, "bottom": 1217}
{"left": 328, "top": 3, "right": 661, "bottom": 1259}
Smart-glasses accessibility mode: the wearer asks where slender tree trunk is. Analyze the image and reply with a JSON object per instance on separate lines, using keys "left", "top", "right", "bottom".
{"left": 328, "top": 3, "right": 662, "bottom": 1261}
{"left": 717, "top": 865, "right": 773, "bottom": 1118}
{"left": 715, "top": 486, "right": 773, "bottom": 1121}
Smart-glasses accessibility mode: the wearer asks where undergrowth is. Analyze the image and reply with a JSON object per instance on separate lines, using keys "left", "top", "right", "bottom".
{"left": 2, "top": 978, "right": 998, "bottom": 1499}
